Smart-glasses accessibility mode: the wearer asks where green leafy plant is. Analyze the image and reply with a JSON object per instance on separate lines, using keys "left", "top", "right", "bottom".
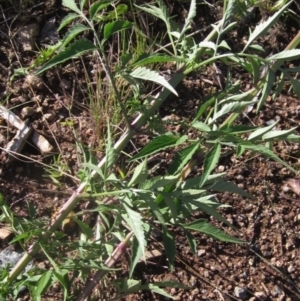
{"left": 1, "top": 0, "right": 300, "bottom": 300}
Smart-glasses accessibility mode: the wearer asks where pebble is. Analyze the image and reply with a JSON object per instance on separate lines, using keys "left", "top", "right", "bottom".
{"left": 21, "top": 106, "right": 35, "bottom": 118}
{"left": 287, "top": 264, "right": 295, "bottom": 273}
{"left": 254, "top": 291, "right": 267, "bottom": 300}
{"left": 24, "top": 74, "right": 44, "bottom": 91}
{"left": 197, "top": 249, "right": 205, "bottom": 256}
{"left": 234, "top": 286, "right": 248, "bottom": 300}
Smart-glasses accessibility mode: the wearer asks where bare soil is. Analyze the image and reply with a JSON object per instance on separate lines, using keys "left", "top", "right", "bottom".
{"left": 0, "top": 1, "right": 300, "bottom": 300}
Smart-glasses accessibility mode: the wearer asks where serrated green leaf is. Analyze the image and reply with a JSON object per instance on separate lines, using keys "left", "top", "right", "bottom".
{"left": 113, "top": 278, "right": 141, "bottom": 294}
{"left": 103, "top": 21, "right": 133, "bottom": 41}
{"left": 79, "top": 0, "right": 87, "bottom": 10}
{"left": 89, "top": 0, "right": 114, "bottom": 19}
{"left": 248, "top": 121, "right": 278, "bottom": 141}
{"left": 290, "top": 77, "right": 300, "bottom": 99}
{"left": 128, "top": 160, "right": 148, "bottom": 186}
{"left": 135, "top": 2, "right": 169, "bottom": 29}
{"left": 36, "top": 39, "right": 97, "bottom": 75}
{"left": 101, "top": 4, "right": 128, "bottom": 21}
{"left": 243, "top": 1, "right": 291, "bottom": 52}
{"left": 81, "top": 162, "right": 104, "bottom": 179}
{"left": 248, "top": 56, "right": 261, "bottom": 84}
{"left": 186, "top": 197, "right": 236, "bottom": 229}
{"left": 242, "top": 143, "right": 296, "bottom": 173}
{"left": 34, "top": 271, "right": 52, "bottom": 299}
{"left": 257, "top": 68, "right": 275, "bottom": 112}
{"left": 177, "top": 0, "right": 196, "bottom": 41}
{"left": 199, "top": 143, "right": 221, "bottom": 188}
{"left": 141, "top": 175, "right": 179, "bottom": 190}
{"left": 131, "top": 53, "right": 183, "bottom": 67}
{"left": 130, "top": 67, "right": 178, "bottom": 96}
{"left": 162, "top": 194, "right": 178, "bottom": 221}
{"left": 105, "top": 120, "right": 116, "bottom": 174}
{"left": 210, "top": 180, "right": 253, "bottom": 198}
{"left": 145, "top": 284, "right": 173, "bottom": 299}
{"left": 280, "top": 133, "right": 300, "bottom": 142}
{"left": 58, "top": 13, "right": 79, "bottom": 31}
{"left": 130, "top": 134, "right": 187, "bottom": 161}
{"left": 268, "top": 49, "right": 300, "bottom": 61}
{"left": 122, "top": 205, "right": 145, "bottom": 259}
{"left": 182, "top": 219, "right": 245, "bottom": 243}
{"left": 249, "top": 44, "right": 265, "bottom": 52}
{"left": 130, "top": 237, "right": 144, "bottom": 278}
{"left": 60, "top": 24, "right": 90, "bottom": 49}
{"left": 198, "top": 41, "right": 217, "bottom": 51}
{"left": 183, "top": 228, "right": 196, "bottom": 254}
{"left": 192, "top": 121, "right": 211, "bottom": 132}
{"left": 210, "top": 100, "right": 257, "bottom": 123}
{"left": 222, "top": 0, "right": 235, "bottom": 29}
{"left": 168, "top": 142, "right": 200, "bottom": 175}
{"left": 163, "top": 227, "right": 175, "bottom": 271}
{"left": 63, "top": 0, "right": 81, "bottom": 14}
{"left": 262, "top": 127, "right": 298, "bottom": 140}
{"left": 143, "top": 193, "right": 166, "bottom": 225}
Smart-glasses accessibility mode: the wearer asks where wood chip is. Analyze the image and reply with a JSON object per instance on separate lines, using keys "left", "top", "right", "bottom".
{"left": 286, "top": 178, "right": 300, "bottom": 196}
{"left": 0, "top": 226, "right": 12, "bottom": 240}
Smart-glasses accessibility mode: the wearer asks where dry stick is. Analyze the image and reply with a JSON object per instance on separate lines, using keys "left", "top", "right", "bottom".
{"left": 5, "top": 69, "right": 185, "bottom": 284}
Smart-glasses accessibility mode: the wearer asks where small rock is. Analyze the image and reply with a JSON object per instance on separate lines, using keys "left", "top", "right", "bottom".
{"left": 234, "top": 286, "right": 248, "bottom": 300}
{"left": 60, "top": 78, "right": 71, "bottom": 89}
{"left": 197, "top": 249, "right": 206, "bottom": 256}
{"left": 31, "top": 131, "right": 53, "bottom": 153}
{"left": 287, "top": 264, "right": 295, "bottom": 273}
{"left": 24, "top": 74, "right": 44, "bottom": 91}
{"left": 254, "top": 291, "right": 267, "bottom": 300}
{"left": 42, "top": 112, "right": 56, "bottom": 122}
{"left": 21, "top": 107, "right": 35, "bottom": 118}
{"left": 17, "top": 23, "right": 40, "bottom": 51}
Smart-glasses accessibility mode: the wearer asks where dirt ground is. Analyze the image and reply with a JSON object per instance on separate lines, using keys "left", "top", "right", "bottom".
{"left": 0, "top": 1, "right": 300, "bottom": 300}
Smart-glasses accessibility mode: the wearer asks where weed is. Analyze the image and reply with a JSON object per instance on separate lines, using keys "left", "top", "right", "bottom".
{"left": 1, "top": 0, "right": 300, "bottom": 300}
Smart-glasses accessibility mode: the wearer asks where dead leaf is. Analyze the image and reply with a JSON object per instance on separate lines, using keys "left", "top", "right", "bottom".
{"left": 286, "top": 178, "right": 300, "bottom": 196}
